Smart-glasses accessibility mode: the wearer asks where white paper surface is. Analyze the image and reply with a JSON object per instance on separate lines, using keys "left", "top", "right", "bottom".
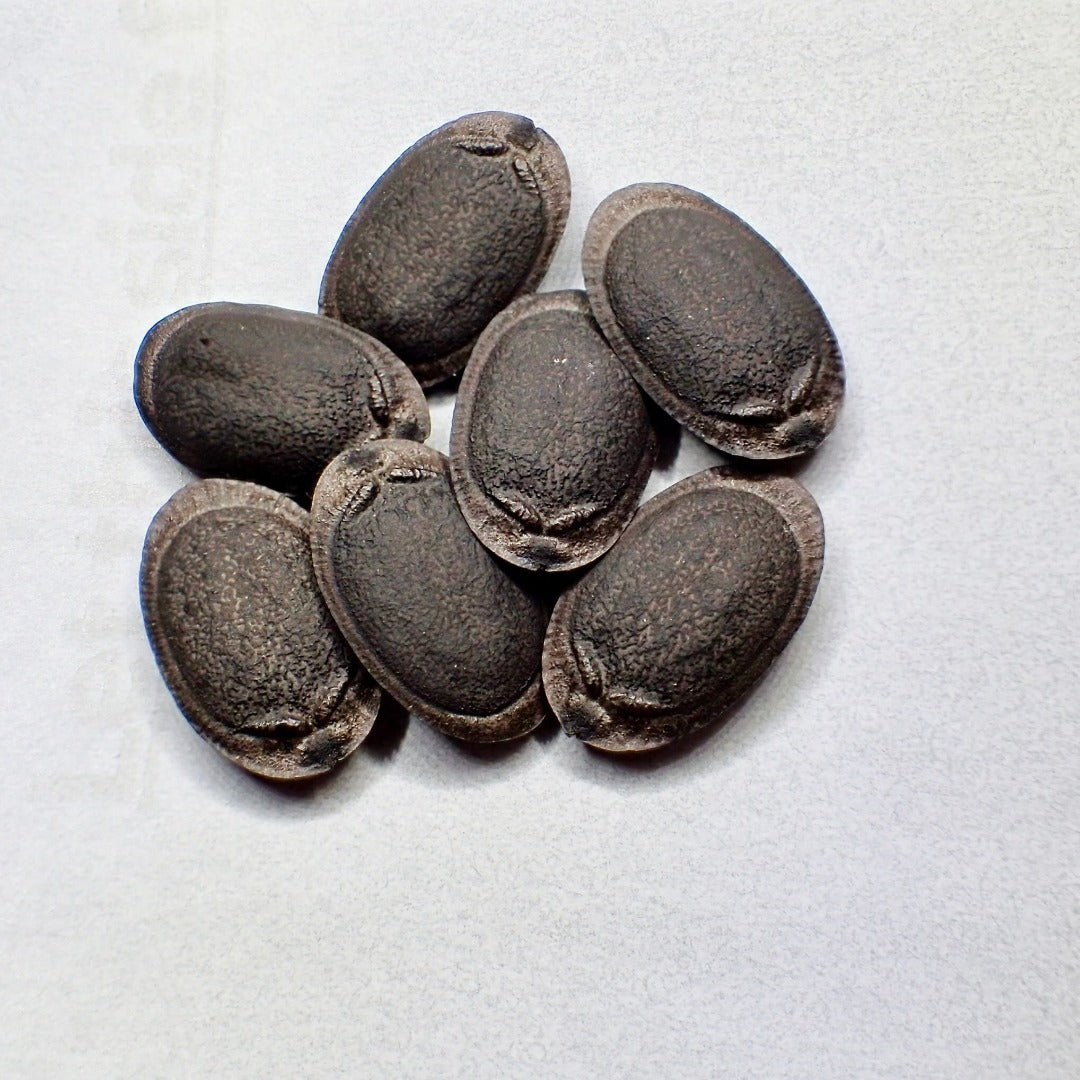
{"left": 2, "top": 2, "right": 1077, "bottom": 1077}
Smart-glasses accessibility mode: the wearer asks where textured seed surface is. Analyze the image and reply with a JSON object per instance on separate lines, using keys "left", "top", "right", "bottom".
{"left": 543, "top": 470, "right": 824, "bottom": 751}
{"left": 583, "top": 183, "right": 844, "bottom": 459}
{"left": 310, "top": 440, "right": 549, "bottom": 742}
{"left": 320, "top": 111, "right": 571, "bottom": 387}
{"left": 134, "top": 303, "right": 429, "bottom": 495}
{"left": 140, "top": 480, "right": 380, "bottom": 779}
{"left": 450, "top": 290, "right": 656, "bottom": 571}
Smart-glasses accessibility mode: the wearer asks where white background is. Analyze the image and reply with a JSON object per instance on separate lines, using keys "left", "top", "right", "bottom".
{"left": 2, "top": 2, "right": 1077, "bottom": 1077}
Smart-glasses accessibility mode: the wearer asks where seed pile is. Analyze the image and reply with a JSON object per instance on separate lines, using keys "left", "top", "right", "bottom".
{"left": 135, "top": 110, "right": 844, "bottom": 779}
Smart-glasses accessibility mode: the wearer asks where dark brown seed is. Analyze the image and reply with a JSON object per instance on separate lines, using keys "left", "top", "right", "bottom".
{"left": 542, "top": 469, "right": 824, "bottom": 752}
{"left": 134, "top": 303, "right": 430, "bottom": 496}
{"left": 140, "top": 480, "right": 380, "bottom": 779}
{"left": 319, "top": 111, "right": 571, "bottom": 387}
{"left": 449, "top": 290, "right": 656, "bottom": 571}
{"left": 583, "top": 183, "right": 844, "bottom": 459}
{"left": 309, "top": 440, "right": 548, "bottom": 742}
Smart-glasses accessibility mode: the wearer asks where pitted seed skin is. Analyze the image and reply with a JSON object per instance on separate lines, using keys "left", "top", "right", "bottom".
{"left": 310, "top": 440, "right": 549, "bottom": 742}
{"left": 542, "top": 469, "right": 824, "bottom": 751}
{"left": 134, "top": 303, "right": 429, "bottom": 495}
{"left": 450, "top": 290, "right": 655, "bottom": 571}
{"left": 320, "top": 111, "right": 571, "bottom": 387}
{"left": 583, "top": 183, "right": 844, "bottom": 459}
{"left": 140, "top": 479, "right": 380, "bottom": 779}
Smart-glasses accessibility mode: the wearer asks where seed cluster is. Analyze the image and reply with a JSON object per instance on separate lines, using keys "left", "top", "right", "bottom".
{"left": 135, "top": 110, "right": 844, "bottom": 779}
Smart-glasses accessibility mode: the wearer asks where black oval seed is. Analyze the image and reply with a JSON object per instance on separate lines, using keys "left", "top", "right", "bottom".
{"left": 542, "top": 470, "right": 824, "bottom": 752}
{"left": 450, "top": 290, "right": 656, "bottom": 571}
{"left": 140, "top": 480, "right": 380, "bottom": 779}
{"left": 310, "top": 440, "right": 549, "bottom": 742}
{"left": 583, "top": 183, "right": 844, "bottom": 459}
{"left": 134, "top": 303, "right": 430, "bottom": 496}
{"left": 319, "top": 111, "right": 571, "bottom": 387}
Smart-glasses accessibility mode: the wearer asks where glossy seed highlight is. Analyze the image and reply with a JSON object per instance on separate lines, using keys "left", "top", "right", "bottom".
{"left": 542, "top": 469, "right": 824, "bottom": 752}
{"left": 134, "top": 303, "right": 429, "bottom": 496}
{"left": 320, "top": 111, "right": 571, "bottom": 387}
{"left": 140, "top": 480, "right": 380, "bottom": 779}
{"left": 310, "top": 440, "right": 549, "bottom": 742}
{"left": 450, "top": 290, "right": 656, "bottom": 571}
{"left": 583, "top": 183, "right": 844, "bottom": 458}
